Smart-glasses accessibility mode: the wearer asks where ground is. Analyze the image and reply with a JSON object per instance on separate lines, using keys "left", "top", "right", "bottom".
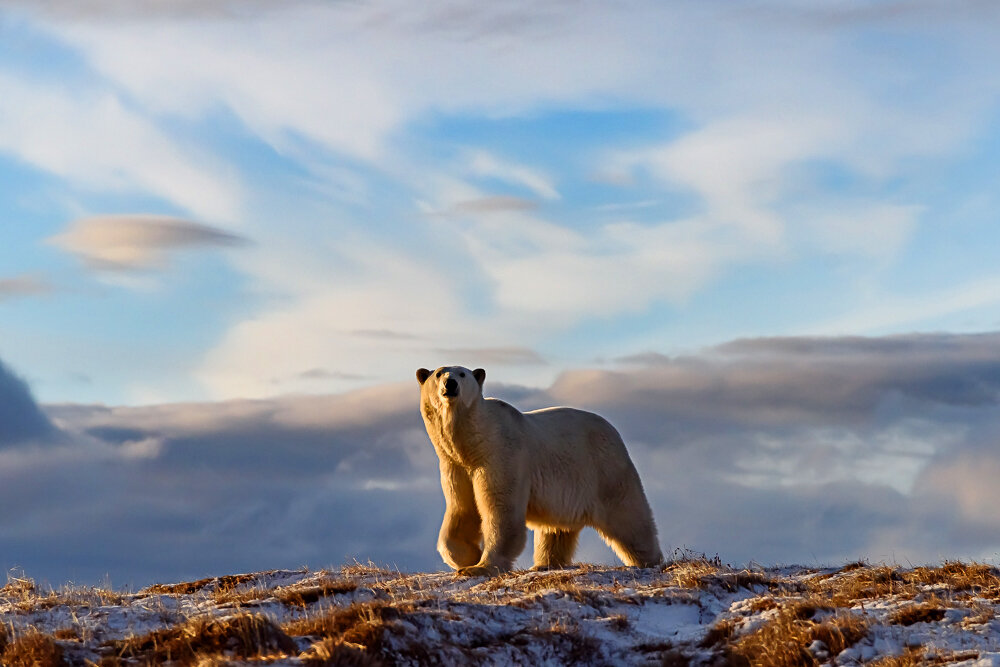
{"left": 4, "top": 554, "right": 1000, "bottom": 665}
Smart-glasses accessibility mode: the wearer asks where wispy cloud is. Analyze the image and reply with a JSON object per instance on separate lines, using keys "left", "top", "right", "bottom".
{"left": 432, "top": 346, "right": 546, "bottom": 366}
{"left": 0, "top": 274, "right": 52, "bottom": 301}
{"left": 48, "top": 215, "right": 248, "bottom": 272}
{"left": 467, "top": 151, "right": 559, "bottom": 201}
{"left": 0, "top": 72, "right": 242, "bottom": 221}
{"left": 427, "top": 195, "right": 539, "bottom": 217}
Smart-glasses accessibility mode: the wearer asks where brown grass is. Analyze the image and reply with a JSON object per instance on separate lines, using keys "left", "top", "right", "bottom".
{"left": 141, "top": 571, "right": 269, "bottom": 596}
{"left": 726, "top": 597, "right": 869, "bottom": 667}
{"left": 904, "top": 561, "right": 1000, "bottom": 594}
{"left": 663, "top": 559, "right": 722, "bottom": 588}
{"left": 274, "top": 579, "right": 359, "bottom": 607}
{"left": 106, "top": 612, "right": 297, "bottom": 664}
{"left": 699, "top": 618, "right": 737, "bottom": 648}
{"left": 339, "top": 561, "right": 399, "bottom": 579}
{"left": 962, "top": 602, "right": 995, "bottom": 627}
{"left": 1, "top": 630, "right": 67, "bottom": 667}
{"left": 747, "top": 596, "right": 779, "bottom": 613}
{"left": 838, "top": 561, "right": 868, "bottom": 573}
{"left": 868, "top": 648, "right": 982, "bottom": 667}
{"left": 300, "top": 637, "right": 386, "bottom": 666}
{"left": 521, "top": 618, "right": 603, "bottom": 665}
{"left": 662, "top": 560, "right": 774, "bottom": 593}
{"left": 52, "top": 627, "right": 80, "bottom": 641}
{"left": 807, "top": 565, "right": 913, "bottom": 605}
{"left": 486, "top": 570, "right": 579, "bottom": 594}
{"left": 888, "top": 597, "right": 948, "bottom": 626}
{"left": 607, "top": 613, "right": 630, "bottom": 631}
{"left": 866, "top": 648, "right": 925, "bottom": 667}
{"left": 283, "top": 599, "right": 411, "bottom": 644}
{"left": 1, "top": 574, "right": 36, "bottom": 604}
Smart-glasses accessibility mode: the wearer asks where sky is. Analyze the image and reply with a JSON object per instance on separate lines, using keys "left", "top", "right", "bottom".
{"left": 3, "top": 0, "right": 1000, "bottom": 586}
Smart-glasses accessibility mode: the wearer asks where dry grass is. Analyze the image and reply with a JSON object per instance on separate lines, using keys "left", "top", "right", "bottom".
{"left": 662, "top": 559, "right": 774, "bottom": 593}
{"left": 961, "top": 602, "right": 995, "bottom": 627}
{"left": 283, "top": 599, "right": 411, "bottom": 646}
{"left": 807, "top": 565, "right": 913, "bottom": 605}
{"left": 486, "top": 570, "right": 580, "bottom": 594}
{"left": 888, "top": 596, "right": 949, "bottom": 626}
{"left": 725, "top": 597, "right": 869, "bottom": 667}
{"left": 868, "top": 648, "right": 982, "bottom": 666}
{"left": 1, "top": 573, "right": 122, "bottom": 613}
{"left": 140, "top": 571, "right": 269, "bottom": 596}
{"left": 519, "top": 616, "right": 603, "bottom": 665}
{"left": 1, "top": 574, "right": 36, "bottom": 605}
{"left": 339, "top": 561, "right": 399, "bottom": 579}
{"left": 866, "top": 648, "right": 926, "bottom": 667}
{"left": 273, "top": 578, "right": 359, "bottom": 607}
{"left": 300, "top": 636, "right": 386, "bottom": 666}
{"left": 105, "top": 612, "right": 297, "bottom": 664}
{"left": 606, "top": 613, "right": 630, "bottom": 631}
{"left": 699, "top": 618, "right": 737, "bottom": 648}
{"left": 1, "top": 629, "right": 67, "bottom": 667}
{"left": 663, "top": 558, "right": 723, "bottom": 589}
{"left": 210, "top": 575, "right": 358, "bottom": 608}
{"left": 746, "top": 596, "right": 780, "bottom": 613}
{"left": 903, "top": 561, "right": 1000, "bottom": 594}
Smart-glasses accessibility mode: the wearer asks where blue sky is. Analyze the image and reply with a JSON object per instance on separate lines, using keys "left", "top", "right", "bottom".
{"left": 4, "top": 1, "right": 1000, "bottom": 585}
{"left": 2, "top": 0, "right": 999, "bottom": 405}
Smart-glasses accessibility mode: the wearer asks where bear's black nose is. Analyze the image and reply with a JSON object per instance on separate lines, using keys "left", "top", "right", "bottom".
{"left": 443, "top": 378, "right": 459, "bottom": 396}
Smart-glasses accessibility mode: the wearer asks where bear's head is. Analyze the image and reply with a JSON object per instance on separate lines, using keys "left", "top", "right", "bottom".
{"left": 416, "top": 365, "right": 486, "bottom": 412}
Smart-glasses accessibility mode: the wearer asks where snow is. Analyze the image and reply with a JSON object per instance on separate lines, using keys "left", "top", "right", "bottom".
{"left": 4, "top": 561, "right": 1000, "bottom": 664}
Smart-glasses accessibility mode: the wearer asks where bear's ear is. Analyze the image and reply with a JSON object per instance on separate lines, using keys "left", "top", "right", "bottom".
{"left": 473, "top": 368, "right": 486, "bottom": 387}
{"left": 416, "top": 368, "right": 432, "bottom": 385}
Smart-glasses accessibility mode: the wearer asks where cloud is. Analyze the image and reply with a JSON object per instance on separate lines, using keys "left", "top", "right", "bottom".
{"left": 48, "top": 215, "right": 248, "bottom": 272}
{"left": 432, "top": 347, "right": 546, "bottom": 366}
{"left": 9, "top": 334, "right": 1000, "bottom": 585}
{"left": 296, "top": 368, "right": 367, "bottom": 382}
{"left": 430, "top": 195, "right": 539, "bottom": 216}
{"left": 809, "top": 275, "right": 1000, "bottom": 335}
{"left": 0, "top": 358, "right": 56, "bottom": 446}
{"left": 0, "top": 71, "right": 241, "bottom": 221}
{"left": 23, "top": 383, "right": 443, "bottom": 585}
{"left": 467, "top": 151, "right": 559, "bottom": 201}
{"left": 442, "top": 210, "right": 739, "bottom": 318}
{"left": 0, "top": 274, "right": 52, "bottom": 301}
{"left": 8, "top": 0, "right": 998, "bottom": 394}
{"left": 6, "top": 332, "right": 1000, "bottom": 584}
{"left": 1, "top": 0, "right": 316, "bottom": 19}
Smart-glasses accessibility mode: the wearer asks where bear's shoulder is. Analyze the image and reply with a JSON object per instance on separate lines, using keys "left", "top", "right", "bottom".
{"left": 483, "top": 397, "right": 524, "bottom": 419}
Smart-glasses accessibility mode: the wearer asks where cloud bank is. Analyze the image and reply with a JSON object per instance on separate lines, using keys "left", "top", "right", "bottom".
{"left": 0, "top": 359, "right": 56, "bottom": 446}
{"left": 4, "top": 331, "right": 1000, "bottom": 586}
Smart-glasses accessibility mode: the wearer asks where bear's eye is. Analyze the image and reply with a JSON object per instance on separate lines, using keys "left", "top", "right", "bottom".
{"left": 459, "top": 372, "right": 466, "bottom": 378}
{"left": 436, "top": 371, "right": 442, "bottom": 378}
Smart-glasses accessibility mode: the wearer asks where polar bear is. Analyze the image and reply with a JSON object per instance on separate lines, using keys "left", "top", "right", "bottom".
{"left": 417, "top": 365, "right": 662, "bottom": 576}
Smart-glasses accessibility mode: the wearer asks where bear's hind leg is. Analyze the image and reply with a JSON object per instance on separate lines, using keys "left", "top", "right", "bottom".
{"left": 531, "top": 528, "right": 580, "bottom": 570}
{"left": 595, "top": 501, "right": 663, "bottom": 568}
{"left": 596, "top": 524, "right": 662, "bottom": 568}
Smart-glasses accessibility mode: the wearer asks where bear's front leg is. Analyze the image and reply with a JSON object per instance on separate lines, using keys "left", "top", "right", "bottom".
{"left": 437, "top": 462, "right": 483, "bottom": 569}
{"left": 456, "top": 469, "right": 527, "bottom": 577}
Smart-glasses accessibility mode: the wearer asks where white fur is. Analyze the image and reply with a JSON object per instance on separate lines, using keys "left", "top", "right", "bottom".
{"left": 417, "top": 365, "right": 663, "bottom": 576}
